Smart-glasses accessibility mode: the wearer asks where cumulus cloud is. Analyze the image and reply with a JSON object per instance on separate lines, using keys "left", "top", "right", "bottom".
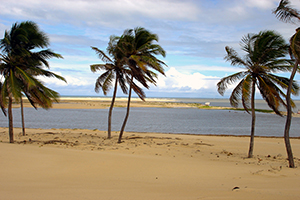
{"left": 157, "top": 67, "right": 219, "bottom": 91}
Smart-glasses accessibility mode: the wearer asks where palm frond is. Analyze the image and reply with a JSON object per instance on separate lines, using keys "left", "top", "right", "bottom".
{"left": 224, "top": 46, "right": 249, "bottom": 67}
{"left": 241, "top": 75, "right": 252, "bottom": 113}
{"left": 90, "top": 64, "right": 113, "bottom": 73}
{"left": 217, "top": 71, "right": 248, "bottom": 95}
{"left": 273, "top": 0, "right": 300, "bottom": 23}
{"left": 116, "top": 71, "right": 128, "bottom": 94}
{"left": 257, "top": 76, "right": 285, "bottom": 115}
{"left": 127, "top": 77, "right": 146, "bottom": 101}
{"left": 291, "top": 28, "right": 300, "bottom": 61}
{"left": 28, "top": 67, "right": 67, "bottom": 83}
{"left": 228, "top": 79, "right": 244, "bottom": 108}
{"left": 15, "top": 67, "right": 37, "bottom": 90}
{"left": 266, "top": 73, "right": 299, "bottom": 95}
{"left": 91, "top": 46, "right": 113, "bottom": 63}
{"left": 95, "top": 71, "right": 114, "bottom": 95}
{"left": 7, "top": 69, "right": 23, "bottom": 101}
{"left": 0, "top": 82, "right": 7, "bottom": 116}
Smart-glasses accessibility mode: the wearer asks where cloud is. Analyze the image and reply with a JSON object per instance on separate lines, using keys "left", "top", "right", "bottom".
{"left": 157, "top": 67, "right": 219, "bottom": 91}
{"left": 0, "top": 0, "right": 199, "bottom": 28}
{"left": 245, "top": 0, "right": 277, "bottom": 10}
{"left": 1, "top": 0, "right": 298, "bottom": 98}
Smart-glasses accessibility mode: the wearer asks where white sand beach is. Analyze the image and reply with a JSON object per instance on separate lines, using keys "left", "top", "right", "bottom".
{"left": 1, "top": 126, "right": 299, "bottom": 200}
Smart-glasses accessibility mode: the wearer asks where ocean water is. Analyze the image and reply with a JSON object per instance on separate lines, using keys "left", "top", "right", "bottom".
{"left": 0, "top": 104, "right": 299, "bottom": 137}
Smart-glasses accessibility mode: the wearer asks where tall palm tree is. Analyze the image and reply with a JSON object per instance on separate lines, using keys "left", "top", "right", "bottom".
{"left": 116, "top": 27, "right": 167, "bottom": 143}
{"left": 217, "top": 30, "right": 298, "bottom": 158}
{"left": 90, "top": 36, "right": 128, "bottom": 139}
{"left": 0, "top": 21, "right": 66, "bottom": 143}
{"left": 273, "top": 0, "right": 300, "bottom": 168}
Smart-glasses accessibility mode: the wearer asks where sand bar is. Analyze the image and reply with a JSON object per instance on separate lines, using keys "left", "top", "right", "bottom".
{"left": 1, "top": 127, "right": 300, "bottom": 200}
{"left": 14, "top": 97, "right": 229, "bottom": 110}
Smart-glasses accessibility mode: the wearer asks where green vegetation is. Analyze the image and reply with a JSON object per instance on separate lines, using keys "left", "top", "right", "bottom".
{"left": 0, "top": 21, "right": 66, "bottom": 143}
{"left": 91, "top": 27, "right": 167, "bottom": 142}
{"left": 217, "top": 30, "right": 297, "bottom": 158}
{"left": 117, "top": 27, "right": 167, "bottom": 143}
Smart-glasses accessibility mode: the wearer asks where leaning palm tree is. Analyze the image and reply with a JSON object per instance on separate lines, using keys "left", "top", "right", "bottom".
{"left": 0, "top": 21, "right": 66, "bottom": 143}
{"left": 116, "top": 27, "right": 167, "bottom": 143}
{"left": 273, "top": 0, "right": 300, "bottom": 168}
{"left": 118, "top": 69, "right": 158, "bottom": 143}
{"left": 90, "top": 37, "right": 128, "bottom": 139}
{"left": 217, "top": 30, "right": 298, "bottom": 158}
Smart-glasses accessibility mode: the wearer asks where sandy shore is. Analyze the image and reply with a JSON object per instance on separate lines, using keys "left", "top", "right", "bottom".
{"left": 15, "top": 97, "right": 223, "bottom": 109}
{"left": 1, "top": 127, "right": 300, "bottom": 200}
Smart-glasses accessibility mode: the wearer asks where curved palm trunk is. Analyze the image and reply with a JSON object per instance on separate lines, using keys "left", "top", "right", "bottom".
{"left": 20, "top": 97, "right": 25, "bottom": 136}
{"left": 118, "top": 76, "right": 133, "bottom": 143}
{"left": 8, "top": 97, "right": 14, "bottom": 143}
{"left": 248, "top": 80, "right": 256, "bottom": 158}
{"left": 107, "top": 77, "right": 118, "bottom": 139}
{"left": 283, "top": 61, "right": 297, "bottom": 168}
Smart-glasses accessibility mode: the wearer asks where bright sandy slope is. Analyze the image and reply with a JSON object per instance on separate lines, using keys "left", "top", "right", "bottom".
{"left": 0, "top": 126, "right": 300, "bottom": 200}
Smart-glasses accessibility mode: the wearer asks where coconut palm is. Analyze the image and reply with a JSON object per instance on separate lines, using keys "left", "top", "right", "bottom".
{"left": 273, "top": 0, "right": 300, "bottom": 168}
{"left": 0, "top": 21, "right": 66, "bottom": 143}
{"left": 90, "top": 36, "right": 128, "bottom": 139}
{"left": 116, "top": 27, "right": 167, "bottom": 143}
{"left": 217, "top": 30, "right": 298, "bottom": 158}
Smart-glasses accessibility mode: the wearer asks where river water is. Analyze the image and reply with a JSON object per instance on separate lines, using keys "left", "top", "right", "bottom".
{"left": 0, "top": 105, "right": 299, "bottom": 137}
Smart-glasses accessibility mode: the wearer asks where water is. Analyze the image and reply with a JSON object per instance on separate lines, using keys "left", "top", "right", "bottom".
{"left": 173, "top": 98, "right": 300, "bottom": 111}
{"left": 61, "top": 96, "right": 300, "bottom": 110}
{"left": 0, "top": 106, "right": 299, "bottom": 137}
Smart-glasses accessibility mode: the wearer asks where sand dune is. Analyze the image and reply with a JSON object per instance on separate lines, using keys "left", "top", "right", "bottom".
{"left": 1, "top": 127, "right": 300, "bottom": 200}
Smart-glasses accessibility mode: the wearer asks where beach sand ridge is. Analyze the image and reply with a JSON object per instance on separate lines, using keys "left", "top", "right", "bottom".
{"left": 1, "top": 127, "right": 300, "bottom": 199}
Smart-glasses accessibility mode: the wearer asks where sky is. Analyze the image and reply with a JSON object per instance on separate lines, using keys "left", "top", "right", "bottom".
{"left": 1, "top": 0, "right": 300, "bottom": 99}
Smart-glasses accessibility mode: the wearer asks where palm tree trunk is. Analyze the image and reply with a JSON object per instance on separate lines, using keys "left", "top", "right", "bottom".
{"left": 20, "top": 97, "right": 25, "bottom": 136}
{"left": 283, "top": 61, "right": 297, "bottom": 168}
{"left": 118, "top": 76, "right": 133, "bottom": 143}
{"left": 107, "top": 77, "right": 118, "bottom": 139}
{"left": 8, "top": 97, "right": 14, "bottom": 143}
{"left": 248, "top": 80, "right": 256, "bottom": 158}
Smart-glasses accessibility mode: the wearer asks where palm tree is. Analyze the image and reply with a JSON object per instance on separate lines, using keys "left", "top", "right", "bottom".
{"left": 90, "top": 36, "right": 128, "bottom": 139}
{"left": 20, "top": 95, "right": 25, "bottom": 135}
{"left": 116, "top": 27, "right": 167, "bottom": 143}
{"left": 0, "top": 21, "right": 66, "bottom": 143}
{"left": 217, "top": 30, "right": 298, "bottom": 158}
{"left": 118, "top": 69, "right": 158, "bottom": 143}
{"left": 273, "top": 0, "right": 300, "bottom": 168}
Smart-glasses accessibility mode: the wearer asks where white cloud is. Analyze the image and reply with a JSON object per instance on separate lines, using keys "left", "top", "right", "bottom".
{"left": 38, "top": 70, "right": 95, "bottom": 87}
{"left": 0, "top": 0, "right": 199, "bottom": 27}
{"left": 245, "top": 0, "right": 277, "bottom": 10}
{"left": 173, "top": 64, "right": 238, "bottom": 73}
{"left": 157, "top": 67, "right": 219, "bottom": 91}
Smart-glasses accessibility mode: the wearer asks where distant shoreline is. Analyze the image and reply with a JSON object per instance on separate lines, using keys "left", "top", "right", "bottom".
{"left": 16, "top": 97, "right": 300, "bottom": 117}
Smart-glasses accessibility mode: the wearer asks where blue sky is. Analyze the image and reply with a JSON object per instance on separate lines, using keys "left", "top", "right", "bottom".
{"left": 1, "top": 0, "right": 300, "bottom": 99}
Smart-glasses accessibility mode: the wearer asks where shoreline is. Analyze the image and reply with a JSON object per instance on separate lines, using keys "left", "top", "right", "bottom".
{"left": 17, "top": 97, "right": 205, "bottom": 109}
{"left": 13, "top": 97, "right": 300, "bottom": 119}
{"left": 1, "top": 127, "right": 300, "bottom": 200}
